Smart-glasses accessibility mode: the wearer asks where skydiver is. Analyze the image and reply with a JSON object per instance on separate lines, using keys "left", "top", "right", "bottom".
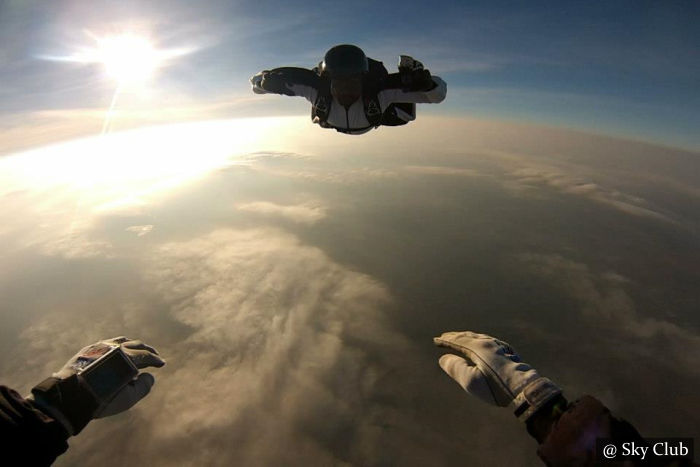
{"left": 0, "top": 337, "right": 164, "bottom": 465}
{"left": 249, "top": 44, "right": 447, "bottom": 135}
{"left": 434, "top": 330, "right": 698, "bottom": 466}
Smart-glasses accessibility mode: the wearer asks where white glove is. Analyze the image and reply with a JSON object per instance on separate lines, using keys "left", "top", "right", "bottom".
{"left": 32, "top": 336, "right": 165, "bottom": 434}
{"left": 55, "top": 336, "right": 165, "bottom": 417}
{"left": 250, "top": 71, "right": 268, "bottom": 94}
{"left": 398, "top": 55, "right": 424, "bottom": 72}
{"left": 434, "top": 331, "right": 561, "bottom": 421}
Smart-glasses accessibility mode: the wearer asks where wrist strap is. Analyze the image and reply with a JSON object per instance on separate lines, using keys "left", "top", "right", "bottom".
{"left": 31, "top": 375, "right": 100, "bottom": 435}
{"left": 513, "top": 377, "right": 563, "bottom": 422}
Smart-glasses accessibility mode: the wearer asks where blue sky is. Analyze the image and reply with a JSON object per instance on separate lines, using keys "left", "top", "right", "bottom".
{"left": 1, "top": 0, "right": 698, "bottom": 150}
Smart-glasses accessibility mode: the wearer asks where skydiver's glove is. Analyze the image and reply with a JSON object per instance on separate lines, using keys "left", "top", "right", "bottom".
{"left": 30, "top": 337, "right": 165, "bottom": 435}
{"left": 399, "top": 55, "right": 424, "bottom": 73}
{"left": 398, "top": 55, "right": 434, "bottom": 92}
{"left": 434, "top": 331, "right": 561, "bottom": 422}
{"left": 249, "top": 70, "right": 294, "bottom": 96}
{"left": 250, "top": 71, "right": 267, "bottom": 94}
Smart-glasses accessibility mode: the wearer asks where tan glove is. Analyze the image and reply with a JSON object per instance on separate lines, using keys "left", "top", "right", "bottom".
{"left": 434, "top": 331, "right": 561, "bottom": 421}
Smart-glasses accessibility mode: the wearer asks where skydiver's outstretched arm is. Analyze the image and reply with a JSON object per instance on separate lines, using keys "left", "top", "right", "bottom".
{"left": 377, "top": 55, "right": 446, "bottom": 107}
{"left": 378, "top": 74, "right": 446, "bottom": 102}
{"left": 1, "top": 337, "right": 164, "bottom": 466}
{"left": 0, "top": 385, "right": 70, "bottom": 465}
{"left": 250, "top": 67, "right": 320, "bottom": 101}
{"left": 434, "top": 331, "right": 697, "bottom": 466}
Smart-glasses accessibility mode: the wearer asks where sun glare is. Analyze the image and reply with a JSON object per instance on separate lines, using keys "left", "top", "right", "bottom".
{"left": 39, "top": 30, "right": 198, "bottom": 134}
{"left": 96, "top": 34, "right": 161, "bottom": 85}
{"left": 44, "top": 30, "right": 193, "bottom": 88}
{"left": 0, "top": 117, "right": 308, "bottom": 200}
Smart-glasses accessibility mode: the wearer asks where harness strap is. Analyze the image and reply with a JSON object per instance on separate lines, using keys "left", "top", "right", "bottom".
{"left": 311, "top": 73, "right": 332, "bottom": 127}
{"left": 362, "top": 91, "right": 382, "bottom": 128}
{"left": 312, "top": 58, "right": 387, "bottom": 130}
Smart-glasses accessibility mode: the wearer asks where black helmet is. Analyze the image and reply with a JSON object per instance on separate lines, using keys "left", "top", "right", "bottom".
{"left": 320, "top": 44, "right": 368, "bottom": 78}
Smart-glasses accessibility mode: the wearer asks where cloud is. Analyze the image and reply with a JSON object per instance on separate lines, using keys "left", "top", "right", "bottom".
{"left": 38, "top": 233, "right": 114, "bottom": 259}
{"left": 126, "top": 225, "right": 154, "bottom": 237}
{"left": 0, "top": 186, "right": 118, "bottom": 260}
{"left": 241, "top": 151, "right": 310, "bottom": 163}
{"left": 250, "top": 166, "right": 400, "bottom": 185}
{"left": 505, "top": 252, "right": 700, "bottom": 438}
{"left": 237, "top": 151, "right": 401, "bottom": 185}
{"left": 504, "top": 166, "right": 673, "bottom": 222}
{"left": 0, "top": 191, "right": 115, "bottom": 259}
{"left": 517, "top": 252, "right": 700, "bottom": 376}
{"left": 0, "top": 224, "right": 527, "bottom": 466}
{"left": 403, "top": 165, "right": 483, "bottom": 177}
{"left": 22, "top": 227, "right": 418, "bottom": 465}
{"left": 236, "top": 201, "right": 326, "bottom": 224}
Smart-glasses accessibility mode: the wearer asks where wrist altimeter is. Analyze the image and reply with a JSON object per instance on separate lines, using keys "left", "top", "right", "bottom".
{"left": 73, "top": 343, "right": 139, "bottom": 400}
{"left": 32, "top": 344, "right": 138, "bottom": 434}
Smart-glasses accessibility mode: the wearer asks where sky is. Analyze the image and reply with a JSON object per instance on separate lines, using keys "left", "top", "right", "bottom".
{"left": 1, "top": 0, "right": 699, "bottom": 154}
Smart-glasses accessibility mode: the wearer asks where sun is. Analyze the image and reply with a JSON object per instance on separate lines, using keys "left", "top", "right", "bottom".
{"left": 39, "top": 29, "right": 195, "bottom": 134}
{"left": 95, "top": 33, "right": 161, "bottom": 85}
{"left": 44, "top": 30, "right": 192, "bottom": 88}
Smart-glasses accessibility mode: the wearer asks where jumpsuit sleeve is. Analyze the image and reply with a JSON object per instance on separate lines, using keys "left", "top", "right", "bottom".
{"left": 527, "top": 394, "right": 697, "bottom": 466}
{"left": 252, "top": 67, "right": 319, "bottom": 103}
{"left": 0, "top": 385, "right": 70, "bottom": 466}
{"left": 377, "top": 75, "right": 447, "bottom": 109}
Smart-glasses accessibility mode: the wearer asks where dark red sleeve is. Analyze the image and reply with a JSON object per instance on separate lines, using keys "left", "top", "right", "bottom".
{"left": 0, "top": 385, "right": 69, "bottom": 466}
{"left": 529, "top": 395, "right": 697, "bottom": 467}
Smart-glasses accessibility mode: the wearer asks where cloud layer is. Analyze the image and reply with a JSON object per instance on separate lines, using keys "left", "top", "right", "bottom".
{"left": 1, "top": 117, "right": 698, "bottom": 465}
{"left": 235, "top": 201, "right": 326, "bottom": 224}
{"left": 45, "top": 227, "right": 415, "bottom": 465}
